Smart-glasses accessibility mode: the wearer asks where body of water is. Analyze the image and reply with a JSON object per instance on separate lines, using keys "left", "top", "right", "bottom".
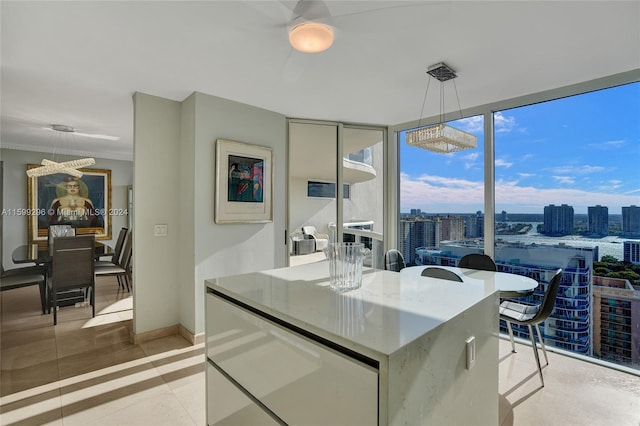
{"left": 497, "top": 222, "right": 629, "bottom": 261}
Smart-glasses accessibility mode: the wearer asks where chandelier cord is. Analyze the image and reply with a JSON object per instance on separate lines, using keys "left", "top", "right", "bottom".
{"left": 452, "top": 78, "right": 464, "bottom": 120}
{"left": 416, "top": 76, "right": 432, "bottom": 129}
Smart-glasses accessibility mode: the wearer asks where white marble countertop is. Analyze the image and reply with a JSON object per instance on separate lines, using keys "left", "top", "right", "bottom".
{"left": 206, "top": 261, "right": 498, "bottom": 358}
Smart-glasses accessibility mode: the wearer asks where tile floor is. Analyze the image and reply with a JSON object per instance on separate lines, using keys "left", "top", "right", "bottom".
{"left": 1, "top": 275, "right": 639, "bottom": 425}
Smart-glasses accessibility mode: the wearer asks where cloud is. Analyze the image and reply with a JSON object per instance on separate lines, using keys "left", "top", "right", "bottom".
{"left": 495, "top": 158, "right": 513, "bottom": 168}
{"left": 551, "top": 165, "right": 605, "bottom": 174}
{"left": 553, "top": 176, "right": 576, "bottom": 185}
{"left": 596, "top": 179, "right": 623, "bottom": 190}
{"left": 401, "top": 171, "right": 640, "bottom": 213}
{"left": 462, "top": 152, "right": 479, "bottom": 161}
{"left": 456, "top": 116, "right": 483, "bottom": 133}
{"left": 518, "top": 173, "right": 536, "bottom": 178}
{"left": 494, "top": 112, "right": 517, "bottom": 133}
{"left": 587, "top": 140, "right": 626, "bottom": 149}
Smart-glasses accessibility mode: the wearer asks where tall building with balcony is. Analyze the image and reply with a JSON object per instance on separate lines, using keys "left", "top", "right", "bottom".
{"left": 622, "top": 205, "right": 640, "bottom": 237}
{"left": 465, "top": 211, "right": 484, "bottom": 238}
{"left": 415, "top": 241, "right": 598, "bottom": 356}
{"left": 593, "top": 276, "right": 640, "bottom": 366}
{"left": 624, "top": 241, "right": 640, "bottom": 265}
{"left": 399, "top": 218, "right": 441, "bottom": 266}
{"left": 543, "top": 204, "right": 574, "bottom": 236}
{"left": 439, "top": 216, "right": 465, "bottom": 241}
{"left": 588, "top": 205, "right": 609, "bottom": 236}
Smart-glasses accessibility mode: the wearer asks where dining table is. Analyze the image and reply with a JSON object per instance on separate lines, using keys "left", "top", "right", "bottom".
{"left": 12, "top": 241, "right": 114, "bottom": 311}
{"left": 399, "top": 265, "right": 539, "bottom": 298}
{"left": 12, "top": 241, "right": 114, "bottom": 265}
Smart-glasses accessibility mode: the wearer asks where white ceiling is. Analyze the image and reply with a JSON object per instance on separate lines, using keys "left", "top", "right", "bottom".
{"left": 2, "top": 1, "right": 639, "bottom": 161}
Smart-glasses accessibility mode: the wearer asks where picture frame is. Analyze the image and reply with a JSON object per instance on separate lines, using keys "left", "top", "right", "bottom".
{"left": 215, "top": 139, "right": 272, "bottom": 223}
{"left": 27, "top": 166, "right": 112, "bottom": 244}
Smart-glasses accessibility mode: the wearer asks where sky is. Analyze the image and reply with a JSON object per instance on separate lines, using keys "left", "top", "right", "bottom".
{"left": 399, "top": 81, "right": 640, "bottom": 215}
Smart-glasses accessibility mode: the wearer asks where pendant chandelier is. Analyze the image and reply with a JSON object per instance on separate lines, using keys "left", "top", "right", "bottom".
{"left": 405, "top": 62, "right": 477, "bottom": 154}
{"left": 26, "top": 124, "right": 97, "bottom": 178}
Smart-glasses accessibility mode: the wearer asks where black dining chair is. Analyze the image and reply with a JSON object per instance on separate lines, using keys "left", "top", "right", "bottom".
{"left": 95, "top": 230, "right": 132, "bottom": 291}
{"left": 1, "top": 265, "right": 47, "bottom": 314}
{"left": 48, "top": 235, "right": 96, "bottom": 325}
{"left": 421, "top": 267, "right": 463, "bottom": 282}
{"left": 458, "top": 253, "right": 497, "bottom": 271}
{"left": 384, "top": 249, "right": 406, "bottom": 272}
{"left": 499, "top": 269, "right": 563, "bottom": 387}
{"left": 96, "top": 227, "right": 128, "bottom": 267}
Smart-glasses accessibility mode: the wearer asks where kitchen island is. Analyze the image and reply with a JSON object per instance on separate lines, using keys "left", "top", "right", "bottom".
{"left": 205, "top": 261, "right": 500, "bottom": 425}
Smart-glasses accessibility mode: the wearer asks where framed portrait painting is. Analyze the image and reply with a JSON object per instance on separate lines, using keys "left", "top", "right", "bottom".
{"left": 27, "top": 166, "right": 112, "bottom": 243}
{"left": 215, "top": 139, "right": 272, "bottom": 223}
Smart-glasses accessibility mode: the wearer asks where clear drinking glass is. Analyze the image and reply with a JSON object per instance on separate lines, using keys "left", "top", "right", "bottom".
{"left": 325, "top": 242, "right": 366, "bottom": 292}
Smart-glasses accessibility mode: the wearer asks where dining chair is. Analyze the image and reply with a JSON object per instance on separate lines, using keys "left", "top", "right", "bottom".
{"left": 458, "top": 253, "right": 497, "bottom": 271}
{"left": 421, "top": 267, "right": 463, "bottom": 282}
{"left": 499, "top": 269, "right": 563, "bottom": 387}
{"left": 1, "top": 265, "right": 47, "bottom": 314}
{"left": 48, "top": 225, "right": 75, "bottom": 254}
{"left": 384, "top": 249, "right": 406, "bottom": 272}
{"left": 96, "top": 227, "right": 128, "bottom": 266}
{"left": 95, "top": 230, "right": 132, "bottom": 291}
{"left": 48, "top": 235, "right": 96, "bottom": 325}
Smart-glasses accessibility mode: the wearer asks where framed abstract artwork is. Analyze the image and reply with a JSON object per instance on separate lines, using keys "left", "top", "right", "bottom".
{"left": 215, "top": 139, "right": 272, "bottom": 223}
{"left": 27, "top": 166, "right": 112, "bottom": 243}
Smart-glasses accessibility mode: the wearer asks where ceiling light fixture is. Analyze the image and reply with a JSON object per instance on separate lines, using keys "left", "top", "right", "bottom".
{"left": 26, "top": 124, "right": 97, "bottom": 178}
{"left": 289, "top": 22, "right": 334, "bottom": 53}
{"left": 406, "top": 62, "right": 477, "bottom": 154}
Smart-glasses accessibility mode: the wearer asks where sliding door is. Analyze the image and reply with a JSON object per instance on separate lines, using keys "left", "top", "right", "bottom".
{"left": 288, "top": 120, "right": 385, "bottom": 268}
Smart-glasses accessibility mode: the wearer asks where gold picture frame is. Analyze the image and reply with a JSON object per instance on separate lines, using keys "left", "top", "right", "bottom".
{"left": 27, "top": 166, "right": 112, "bottom": 244}
{"left": 215, "top": 139, "right": 272, "bottom": 223}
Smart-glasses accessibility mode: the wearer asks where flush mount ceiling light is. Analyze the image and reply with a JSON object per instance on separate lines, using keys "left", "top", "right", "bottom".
{"left": 289, "top": 22, "right": 334, "bottom": 53}
{"left": 406, "top": 62, "right": 477, "bottom": 154}
{"left": 26, "top": 124, "right": 98, "bottom": 178}
{"left": 45, "top": 124, "right": 120, "bottom": 141}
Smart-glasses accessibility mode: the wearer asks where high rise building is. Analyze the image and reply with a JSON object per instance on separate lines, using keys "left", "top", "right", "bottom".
{"left": 399, "top": 218, "right": 440, "bottom": 265}
{"left": 501, "top": 210, "right": 508, "bottom": 222}
{"left": 593, "top": 276, "right": 640, "bottom": 366}
{"left": 588, "top": 205, "right": 609, "bottom": 236}
{"left": 624, "top": 241, "right": 640, "bottom": 264}
{"left": 543, "top": 204, "right": 574, "bottom": 236}
{"left": 622, "top": 205, "right": 640, "bottom": 237}
{"left": 439, "top": 216, "right": 465, "bottom": 241}
{"left": 465, "top": 211, "right": 484, "bottom": 238}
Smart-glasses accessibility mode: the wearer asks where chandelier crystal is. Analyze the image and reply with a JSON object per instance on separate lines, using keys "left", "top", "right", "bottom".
{"left": 405, "top": 63, "right": 477, "bottom": 154}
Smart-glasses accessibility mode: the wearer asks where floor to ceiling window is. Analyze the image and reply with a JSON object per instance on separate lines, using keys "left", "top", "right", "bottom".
{"left": 398, "top": 80, "right": 640, "bottom": 371}
{"left": 398, "top": 116, "right": 485, "bottom": 266}
{"left": 494, "top": 82, "right": 640, "bottom": 369}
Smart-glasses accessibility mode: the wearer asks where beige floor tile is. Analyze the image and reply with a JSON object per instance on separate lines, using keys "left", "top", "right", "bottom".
{"left": 60, "top": 374, "right": 175, "bottom": 425}
{"left": 1, "top": 337, "right": 57, "bottom": 370}
{"left": 80, "top": 390, "right": 198, "bottom": 426}
{"left": 57, "top": 341, "right": 148, "bottom": 379}
{"left": 172, "top": 379, "right": 206, "bottom": 426}
{"left": 1, "top": 358, "right": 60, "bottom": 396}
{"left": 0, "top": 388, "right": 63, "bottom": 425}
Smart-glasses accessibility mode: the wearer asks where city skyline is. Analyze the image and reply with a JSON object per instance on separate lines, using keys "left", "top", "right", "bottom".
{"left": 400, "top": 82, "right": 640, "bottom": 215}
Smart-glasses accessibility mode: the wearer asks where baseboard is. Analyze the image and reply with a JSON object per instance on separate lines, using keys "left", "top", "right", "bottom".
{"left": 178, "top": 324, "right": 205, "bottom": 345}
{"left": 130, "top": 323, "right": 204, "bottom": 346}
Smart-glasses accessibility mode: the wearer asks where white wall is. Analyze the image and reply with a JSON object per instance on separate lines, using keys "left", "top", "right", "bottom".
{"left": 132, "top": 92, "right": 182, "bottom": 334}
{"left": 0, "top": 148, "right": 132, "bottom": 270}
{"left": 132, "top": 91, "right": 287, "bottom": 337}
{"left": 192, "top": 92, "right": 287, "bottom": 334}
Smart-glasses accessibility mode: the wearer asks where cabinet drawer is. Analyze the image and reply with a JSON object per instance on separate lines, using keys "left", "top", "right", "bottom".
{"left": 206, "top": 292, "right": 378, "bottom": 426}
{"left": 207, "top": 363, "right": 280, "bottom": 425}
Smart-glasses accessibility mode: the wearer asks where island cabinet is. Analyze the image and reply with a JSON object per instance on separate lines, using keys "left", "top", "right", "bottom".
{"left": 205, "top": 261, "right": 500, "bottom": 425}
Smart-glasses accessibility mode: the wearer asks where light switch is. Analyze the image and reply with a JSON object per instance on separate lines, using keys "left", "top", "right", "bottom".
{"left": 465, "top": 336, "right": 476, "bottom": 370}
{"left": 154, "top": 224, "right": 168, "bottom": 237}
